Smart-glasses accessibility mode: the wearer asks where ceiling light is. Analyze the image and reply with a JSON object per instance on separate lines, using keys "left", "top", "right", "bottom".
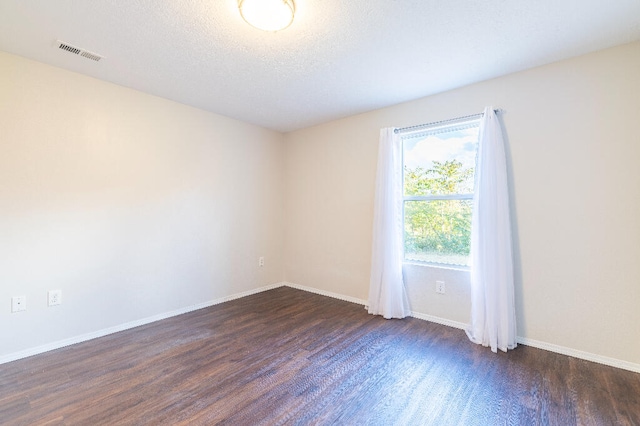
{"left": 238, "top": 0, "right": 295, "bottom": 32}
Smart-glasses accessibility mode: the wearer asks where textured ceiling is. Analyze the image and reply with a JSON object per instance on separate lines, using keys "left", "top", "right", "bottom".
{"left": 1, "top": 0, "right": 639, "bottom": 132}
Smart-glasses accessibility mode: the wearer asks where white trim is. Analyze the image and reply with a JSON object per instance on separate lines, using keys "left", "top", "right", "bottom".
{"left": 283, "top": 282, "right": 640, "bottom": 374}
{"left": 516, "top": 336, "right": 640, "bottom": 374}
{"left": 282, "top": 282, "right": 468, "bottom": 330}
{"left": 0, "top": 282, "right": 284, "bottom": 365}
{"left": 283, "top": 282, "right": 368, "bottom": 306}
{"left": 409, "top": 311, "right": 467, "bottom": 331}
{"left": 3, "top": 281, "right": 639, "bottom": 374}
{"left": 403, "top": 261, "right": 470, "bottom": 272}
{"left": 404, "top": 194, "right": 473, "bottom": 201}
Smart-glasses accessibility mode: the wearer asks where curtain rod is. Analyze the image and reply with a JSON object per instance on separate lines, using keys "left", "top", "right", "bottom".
{"left": 394, "top": 109, "right": 502, "bottom": 134}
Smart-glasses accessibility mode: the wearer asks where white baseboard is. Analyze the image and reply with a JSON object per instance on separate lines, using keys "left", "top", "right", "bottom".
{"left": 282, "top": 281, "right": 468, "bottom": 330}
{"left": 283, "top": 281, "right": 368, "bottom": 306}
{"left": 3, "top": 281, "right": 639, "bottom": 374}
{"left": 0, "top": 282, "right": 284, "bottom": 365}
{"left": 516, "top": 336, "right": 640, "bottom": 373}
{"left": 409, "top": 311, "right": 468, "bottom": 331}
{"left": 282, "top": 282, "right": 640, "bottom": 374}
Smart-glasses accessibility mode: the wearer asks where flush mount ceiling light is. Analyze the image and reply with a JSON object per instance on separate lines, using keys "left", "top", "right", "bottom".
{"left": 238, "top": 0, "right": 295, "bottom": 32}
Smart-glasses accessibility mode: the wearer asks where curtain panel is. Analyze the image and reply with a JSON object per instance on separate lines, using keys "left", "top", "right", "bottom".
{"left": 466, "top": 107, "right": 517, "bottom": 353}
{"left": 368, "top": 128, "right": 411, "bottom": 319}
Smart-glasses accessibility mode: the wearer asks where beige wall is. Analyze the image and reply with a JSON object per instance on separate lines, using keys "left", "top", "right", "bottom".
{"left": 2, "top": 42, "right": 639, "bottom": 367}
{"left": 284, "top": 42, "right": 640, "bottom": 365}
{"left": 0, "top": 52, "right": 285, "bottom": 357}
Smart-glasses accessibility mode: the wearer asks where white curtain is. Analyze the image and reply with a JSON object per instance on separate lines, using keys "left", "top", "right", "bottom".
{"left": 466, "top": 107, "right": 517, "bottom": 353}
{"left": 368, "top": 128, "right": 411, "bottom": 319}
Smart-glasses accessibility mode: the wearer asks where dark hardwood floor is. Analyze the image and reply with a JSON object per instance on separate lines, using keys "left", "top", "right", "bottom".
{"left": 1, "top": 286, "right": 638, "bottom": 425}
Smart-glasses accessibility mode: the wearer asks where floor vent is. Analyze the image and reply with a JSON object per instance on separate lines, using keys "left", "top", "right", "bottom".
{"left": 56, "top": 40, "right": 103, "bottom": 62}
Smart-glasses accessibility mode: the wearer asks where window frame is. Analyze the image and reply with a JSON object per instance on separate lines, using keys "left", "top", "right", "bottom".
{"left": 400, "top": 118, "right": 480, "bottom": 268}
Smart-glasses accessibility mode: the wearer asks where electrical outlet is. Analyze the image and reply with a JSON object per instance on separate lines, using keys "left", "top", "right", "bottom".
{"left": 258, "top": 257, "right": 265, "bottom": 267}
{"left": 48, "top": 289, "right": 62, "bottom": 306}
{"left": 436, "top": 281, "right": 445, "bottom": 294}
{"left": 11, "top": 296, "right": 26, "bottom": 312}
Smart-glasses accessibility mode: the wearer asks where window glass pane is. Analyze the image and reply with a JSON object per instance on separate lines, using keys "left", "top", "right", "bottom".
{"left": 403, "top": 125, "right": 479, "bottom": 196}
{"left": 404, "top": 200, "right": 472, "bottom": 266}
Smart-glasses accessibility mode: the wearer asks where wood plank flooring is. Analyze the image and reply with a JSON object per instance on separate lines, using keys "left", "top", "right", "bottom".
{"left": 1, "top": 286, "right": 638, "bottom": 425}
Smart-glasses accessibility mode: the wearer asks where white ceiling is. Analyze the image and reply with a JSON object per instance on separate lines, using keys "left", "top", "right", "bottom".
{"left": 1, "top": 0, "right": 639, "bottom": 132}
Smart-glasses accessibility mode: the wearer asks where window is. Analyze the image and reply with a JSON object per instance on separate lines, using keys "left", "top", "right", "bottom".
{"left": 401, "top": 119, "right": 480, "bottom": 267}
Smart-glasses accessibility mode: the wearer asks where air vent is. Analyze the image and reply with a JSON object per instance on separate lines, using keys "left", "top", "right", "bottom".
{"left": 55, "top": 40, "right": 103, "bottom": 62}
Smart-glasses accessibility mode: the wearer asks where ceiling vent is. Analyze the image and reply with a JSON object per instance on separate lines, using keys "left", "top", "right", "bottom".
{"left": 55, "top": 40, "right": 103, "bottom": 62}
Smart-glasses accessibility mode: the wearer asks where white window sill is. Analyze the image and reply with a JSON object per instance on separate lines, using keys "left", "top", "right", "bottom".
{"left": 402, "top": 261, "right": 470, "bottom": 272}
